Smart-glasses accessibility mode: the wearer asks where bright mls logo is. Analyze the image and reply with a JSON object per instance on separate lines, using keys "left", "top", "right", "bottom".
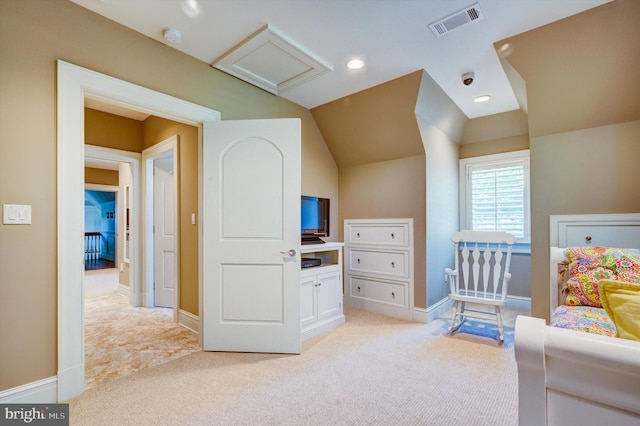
{"left": 1, "top": 404, "right": 68, "bottom": 425}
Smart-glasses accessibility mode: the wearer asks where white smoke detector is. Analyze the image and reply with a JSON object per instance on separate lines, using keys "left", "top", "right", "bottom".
{"left": 163, "top": 27, "right": 183, "bottom": 44}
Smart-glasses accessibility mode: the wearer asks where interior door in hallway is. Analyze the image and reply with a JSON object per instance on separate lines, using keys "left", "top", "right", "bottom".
{"left": 154, "top": 153, "right": 176, "bottom": 308}
{"left": 202, "top": 119, "right": 301, "bottom": 354}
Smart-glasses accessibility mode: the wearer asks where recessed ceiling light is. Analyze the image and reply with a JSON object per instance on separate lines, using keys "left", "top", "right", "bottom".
{"left": 498, "top": 42, "right": 514, "bottom": 57}
{"left": 474, "top": 95, "right": 491, "bottom": 103}
{"left": 181, "top": 0, "right": 201, "bottom": 18}
{"left": 346, "top": 59, "right": 364, "bottom": 70}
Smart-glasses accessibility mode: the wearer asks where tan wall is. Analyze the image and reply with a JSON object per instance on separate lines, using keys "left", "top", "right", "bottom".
{"left": 0, "top": 0, "right": 337, "bottom": 391}
{"left": 85, "top": 108, "right": 143, "bottom": 152}
{"left": 498, "top": 0, "right": 640, "bottom": 319}
{"left": 530, "top": 120, "right": 640, "bottom": 318}
{"left": 85, "top": 167, "right": 118, "bottom": 186}
{"left": 312, "top": 71, "right": 424, "bottom": 167}
{"left": 300, "top": 118, "right": 340, "bottom": 241}
{"left": 461, "top": 110, "right": 528, "bottom": 145}
{"left": 339, "top": 156, "right": 427, "bottom": 308}
{"left": 498, "top": 0, "right": 640, "bottom": 139}
{"left": 459, "top": 134, "right": 529, "bottom": 159}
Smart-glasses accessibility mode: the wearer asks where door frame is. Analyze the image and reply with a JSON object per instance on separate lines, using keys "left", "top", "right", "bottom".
{"left": 142, "top": 135, "right": 179, "bottom": 313}
{"left": 57, "top": 60, "right": 220, "bottom": 401}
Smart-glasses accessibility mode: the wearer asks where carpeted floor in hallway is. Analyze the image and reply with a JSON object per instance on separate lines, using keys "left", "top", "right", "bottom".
{"left": 84, "top": 269, "right": 201, "bottom": 389}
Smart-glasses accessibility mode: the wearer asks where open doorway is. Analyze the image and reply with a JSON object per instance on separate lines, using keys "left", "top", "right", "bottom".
{"left": 57, "top": 60, "right": 220, "bottom": 400}
{"left": 84, "top": 188, "right": 117, "bottom": 271}
{"left": 142, "top": 135, "right": 179, "bottom": 310}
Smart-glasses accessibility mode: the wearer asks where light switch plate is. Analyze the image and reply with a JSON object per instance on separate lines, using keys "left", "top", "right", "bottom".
{"left": 3, "top": 204, "right": 32, "bottom": 225}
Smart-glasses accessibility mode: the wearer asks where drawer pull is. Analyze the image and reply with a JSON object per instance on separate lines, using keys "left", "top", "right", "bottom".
{"left": 391, "top": 292, "right": 395, "bottom": 298}
{"left": 391, "top": 233, "right": 395, "bottom": 239}
{"left": 391, "top": 261, "right": 395, "bottom": 268}
{"left": 357, "top": 286, "right": 361, "bottom": 292}
{"left": 357, "top": 258, "right": 360, "bottom": 264}
{"left": 357, "top": 232, "right": 360, "bottom": 238}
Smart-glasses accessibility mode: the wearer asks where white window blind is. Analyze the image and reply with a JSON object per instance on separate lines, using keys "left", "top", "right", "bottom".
{"left": 460, "top": 150, "right": 530, "bottom": 244}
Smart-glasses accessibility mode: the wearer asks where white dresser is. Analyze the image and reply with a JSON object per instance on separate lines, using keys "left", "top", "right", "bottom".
{"left": 300, "top": 242, "right": 345, "bottom": 340}
{"left": 344, "top": 219, "right": 414, "bottom": 320}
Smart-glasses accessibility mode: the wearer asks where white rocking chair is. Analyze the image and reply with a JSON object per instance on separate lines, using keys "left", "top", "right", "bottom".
{"left": 444, "top": 230, "right": 516, "bottom": 343}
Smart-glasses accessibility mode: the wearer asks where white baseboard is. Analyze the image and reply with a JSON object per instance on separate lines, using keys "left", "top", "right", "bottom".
{"left": 412, "top": 307, "right": 427, "bottom": 323}
{"left": 426, "top": 297, "right": 455, "bottom": 323}
{"left": 117, "top": 284, "right": 129, "bottom": 298}
{"left": 424, "top": 295, "right": 531, "bottom": 321}
{"left": 302, "top": 314, "right": 346, "bottom": 340}
{"left": 0, "top": 377, "right": 57, "bottom": 403}
{"left": 506, "top": 295, "right": 531, "bottom": 312}
{"left": 56, "top": 363, "right": 84, "bottom": 402}
{"left": 178, "top": 309, "right": 199, "bottom": 334}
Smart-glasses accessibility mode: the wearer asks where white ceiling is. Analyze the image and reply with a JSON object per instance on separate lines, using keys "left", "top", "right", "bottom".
{"left": 71, "top": 0, "right": 610, "bottom": 119}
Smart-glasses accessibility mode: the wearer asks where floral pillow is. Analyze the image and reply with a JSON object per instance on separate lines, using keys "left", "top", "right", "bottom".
{"left": 564, "top": 246, "right": 640, "bottom": 307}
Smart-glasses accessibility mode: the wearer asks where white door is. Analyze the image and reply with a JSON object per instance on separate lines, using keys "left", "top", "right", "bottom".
{"left": 154, "top": 154, "right": 176, "bottom": 307}
{"left": 202, "top": 119, "right": 301, "bottom": 354}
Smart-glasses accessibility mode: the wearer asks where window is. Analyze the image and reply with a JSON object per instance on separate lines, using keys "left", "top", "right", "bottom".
{"left": 459, "top": 150, "right": 530, "bottom": 246}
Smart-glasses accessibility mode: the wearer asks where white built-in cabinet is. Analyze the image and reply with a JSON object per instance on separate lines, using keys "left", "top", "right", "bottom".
{"left": 344, "top": 219, "right": 414, "bottom": 320}
{"left": 300, "top": 242, "right": 345, "bottom": 340}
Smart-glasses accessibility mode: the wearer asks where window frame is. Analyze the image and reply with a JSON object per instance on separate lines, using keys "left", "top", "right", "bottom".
{"left": 459, "top": 149, "right": 531, "bottom": 253}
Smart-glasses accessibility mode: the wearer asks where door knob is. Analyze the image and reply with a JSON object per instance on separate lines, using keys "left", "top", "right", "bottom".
{"left": 280, "top": 249, "right": 296, "bottom": 257}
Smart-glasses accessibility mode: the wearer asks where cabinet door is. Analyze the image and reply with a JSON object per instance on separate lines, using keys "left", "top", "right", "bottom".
{"left": 300, "top": 275, "right": 317, "bottom": 327}
{"left": 316, "top": 271, "right": 341, "bottom": 321}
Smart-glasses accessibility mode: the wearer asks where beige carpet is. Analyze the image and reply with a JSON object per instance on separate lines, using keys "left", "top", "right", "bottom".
{"left": 84, "top": 270, "right": 201, "bottom": 389}
{"left": 70, "top": 303, "right": 526, "bottom": 425}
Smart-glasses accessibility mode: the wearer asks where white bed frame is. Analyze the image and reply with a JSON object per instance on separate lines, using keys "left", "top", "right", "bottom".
{"left": 515, "top": 213, "right": 640, "bottom": 426}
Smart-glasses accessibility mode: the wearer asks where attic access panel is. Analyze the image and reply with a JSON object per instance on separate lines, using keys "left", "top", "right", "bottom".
{"left": 213, "top": 24, "right": 332, "bottom": 95}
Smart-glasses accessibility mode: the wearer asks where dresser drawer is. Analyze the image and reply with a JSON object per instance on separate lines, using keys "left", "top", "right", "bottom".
{"left": 346, "top": 248, "right": 409, "bottom": 279}
{"left": 348, "top": 276, "right": 407, "bottom": 308}
{"left": 346, "top": 223, "right": 409, "bottom": 247}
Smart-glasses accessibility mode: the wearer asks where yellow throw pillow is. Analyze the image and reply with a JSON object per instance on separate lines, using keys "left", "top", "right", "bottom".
{"left": 599, "top": 280, "right": 640, "bottom": 341}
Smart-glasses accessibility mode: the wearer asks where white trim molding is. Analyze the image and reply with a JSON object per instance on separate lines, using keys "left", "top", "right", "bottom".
{"left": 425, "top": 297, "right": 454, "bottom": 323}
{"left": 178, "top": 309, "right": 200, "bottom": 334}
{"left": 425, "top": 295, "right": 530, "bottom": 323}
{"left": 506, "top": 295, "right": 531, "bottom": 312}
{"left": 0, "top": 377, "right": 57, "bottom": 403}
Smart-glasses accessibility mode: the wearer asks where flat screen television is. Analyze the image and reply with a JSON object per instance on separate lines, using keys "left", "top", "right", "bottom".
{"left": 301, "top": 195, "right": 329, "bottom": 245}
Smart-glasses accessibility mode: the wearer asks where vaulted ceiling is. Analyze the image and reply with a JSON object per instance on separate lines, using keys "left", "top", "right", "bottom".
{"left": 70, "top": 0, "right": 610, "bottom": 119}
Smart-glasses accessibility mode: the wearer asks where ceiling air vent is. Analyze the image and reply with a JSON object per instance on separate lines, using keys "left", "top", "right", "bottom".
{"left": 429, "top": 3, "right": 484, "bottom": 38}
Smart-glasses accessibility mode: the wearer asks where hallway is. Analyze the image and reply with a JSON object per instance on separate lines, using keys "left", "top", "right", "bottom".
{"left": 83, "top": 269, "right": 200, "bottom": 389}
